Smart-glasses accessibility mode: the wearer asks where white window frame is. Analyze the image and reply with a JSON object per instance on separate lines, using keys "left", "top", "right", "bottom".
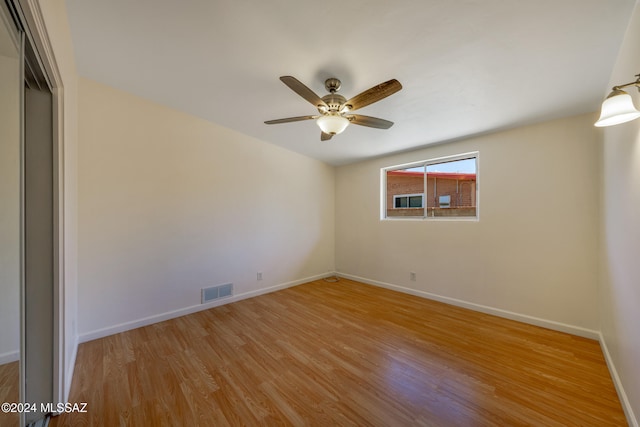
{"left": 380, "top": 151, "right": 479, "bottom": 221}
{"left": 393, "top": 193, "right": 424, "bottom": 209}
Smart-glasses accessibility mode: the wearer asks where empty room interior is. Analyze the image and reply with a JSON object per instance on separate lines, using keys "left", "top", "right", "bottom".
{"left": 1, "top": 0, "right": 640, "bottom": 426}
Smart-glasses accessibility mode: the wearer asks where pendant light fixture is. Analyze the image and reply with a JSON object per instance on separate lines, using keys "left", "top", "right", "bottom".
{"left": 595, "top": 73, "right": 640, "bottom": 127}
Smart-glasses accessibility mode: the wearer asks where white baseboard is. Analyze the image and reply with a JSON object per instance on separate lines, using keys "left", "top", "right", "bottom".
{"left": 337, "top": 273, "right": 600, "bottom": 340}
{"left": 599, "top": 333, "right": 638, "bottom": 427}
{"left": 0, "top": 350, "right": 19, "bottom": 365}
{"left": 64, "top": 334, "right": 78, "bottom": 402}
{"left": 78, "top": 272, "right": 335, "bottom": 343}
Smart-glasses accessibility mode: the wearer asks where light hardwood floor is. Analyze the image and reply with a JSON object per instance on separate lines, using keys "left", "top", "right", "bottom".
{"left": 0, "top": 361, "right": 19, "bottom": 427}
{"left": 51, "top": 278, "right": 626, "bottom": 426}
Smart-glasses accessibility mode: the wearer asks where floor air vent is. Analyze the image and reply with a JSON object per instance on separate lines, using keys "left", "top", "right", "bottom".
{"left": 202, "top": 283, "right": 233, "bottom": 303}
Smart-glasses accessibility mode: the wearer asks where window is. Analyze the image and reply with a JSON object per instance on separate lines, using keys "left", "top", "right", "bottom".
{"left": 394, "top": 193, "right": 424, "bottom": 209}
{"left": 382, "top": 152, "right": 478, "bottom": 220}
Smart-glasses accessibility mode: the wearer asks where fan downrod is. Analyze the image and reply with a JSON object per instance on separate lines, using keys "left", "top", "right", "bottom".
{"left": 324, "top": 78, "right": 341, "bottom": 93}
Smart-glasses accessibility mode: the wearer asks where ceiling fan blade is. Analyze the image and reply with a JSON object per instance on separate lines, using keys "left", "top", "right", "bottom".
{"left": 349, "top": 114, "right": 394, "bottom": 129}
{"left": 321, "top": 132, "right": 333, "bottom": 141}
{"left": 280, "top": 76, "right": 328, "bottom": 109}
{"left": 264, "top": 115, "right": 316, "bottom": 125}
{"left": 343, "top": 79, "right": 402, "bottom": 112}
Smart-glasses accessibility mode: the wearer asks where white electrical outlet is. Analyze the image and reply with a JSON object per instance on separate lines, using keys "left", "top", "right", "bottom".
{"left": 257, "top": 272, "right": 263, "bottom": 281}
{"left": 410, "top": 272, "right": 416, "bottom": 281}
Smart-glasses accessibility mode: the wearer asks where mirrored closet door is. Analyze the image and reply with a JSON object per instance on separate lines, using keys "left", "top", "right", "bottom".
{"left": 1, "top": 1, "right": 56, "bottom": 425}
{"left": 0, "top": 3, "right": 22, "bottom": 427}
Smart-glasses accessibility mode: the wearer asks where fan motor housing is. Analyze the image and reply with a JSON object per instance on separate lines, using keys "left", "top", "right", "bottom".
{"left": 320, "top": 93, "right": 346, "bottom": 112}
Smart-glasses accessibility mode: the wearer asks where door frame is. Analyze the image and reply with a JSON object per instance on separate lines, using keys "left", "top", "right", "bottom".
{"left": 11, "top": 0, "right": 70, "bottom": 409}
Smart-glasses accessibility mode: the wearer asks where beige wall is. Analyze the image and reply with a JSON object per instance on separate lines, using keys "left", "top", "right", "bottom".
{"left": 336, "top": 113, "right": 600, "bottom": 333}
{"left": 77, "top": 78, "right": 335, "bottom": 339}
{"left": 599, "top": 1, "right": 640, "bottom": 423}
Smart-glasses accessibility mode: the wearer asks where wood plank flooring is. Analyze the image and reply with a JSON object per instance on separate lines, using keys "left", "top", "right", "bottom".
{"left": 50, "top": 278, "right": 626, "bottom": 426}
{"left": 0, "top": 361, "right": 19, "bottom": 427}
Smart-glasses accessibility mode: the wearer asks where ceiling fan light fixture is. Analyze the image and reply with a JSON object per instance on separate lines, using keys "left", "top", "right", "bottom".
{"left": 265, "top": 76, "right": 402, "bottom": 140}
{"left": 595, "top": 89, "right": 640, "bottom": 127}
{"left": 317, "top": 114, "right": 349, "bottom": 135}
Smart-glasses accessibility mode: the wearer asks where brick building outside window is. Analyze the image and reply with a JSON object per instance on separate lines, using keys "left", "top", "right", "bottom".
{"left": 385, "top": 169, "right": 476, "bottom": 218}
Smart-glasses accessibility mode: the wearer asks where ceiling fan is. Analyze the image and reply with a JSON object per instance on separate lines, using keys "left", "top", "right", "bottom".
{"left": 265, "top": 76, "right": 402, "bottom": 141}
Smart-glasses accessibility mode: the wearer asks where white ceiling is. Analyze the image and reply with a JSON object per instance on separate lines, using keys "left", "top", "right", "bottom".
{"left": 65, "top": 0, "right": 635, "bottom": 166}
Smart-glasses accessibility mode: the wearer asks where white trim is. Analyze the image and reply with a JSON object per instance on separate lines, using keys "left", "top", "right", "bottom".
{"left": 18, "top": 0, "right": 57, "bottom": 89}
{"left": 78, "top": 272, "right": 336, "bottom": 343}
{"left": 17, "top": 0, "right": 71, "bottom": 405}
{"left": 381, "top": 151, "right": 480, "bottom": 172}
{"left": 380, "top": 167, "right": 387, "bottom": 219}
{"left": 18, "top": 29, "right": 25, "bottom": 427}
{"left": 336, "top": 272, "right": 600, "bottom": 339}
{"left": 599, "top": 333, "right": 638, "bottom": 427}
{"left": 0, "top": 350, "right": 20, "bottom": 365}
{"left": 381, "top": 151, "right": 479, "bottom": 221}
{"left": 52, "top": 85, "right": 66, "bottom": 406}
{"left": 64, "top": 334, "right": 77, "bottom": 403}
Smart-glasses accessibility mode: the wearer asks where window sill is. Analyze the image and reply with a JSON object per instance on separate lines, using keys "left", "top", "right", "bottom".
{"left": 381, "top": 216, "right": 479, "bottom": 222}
